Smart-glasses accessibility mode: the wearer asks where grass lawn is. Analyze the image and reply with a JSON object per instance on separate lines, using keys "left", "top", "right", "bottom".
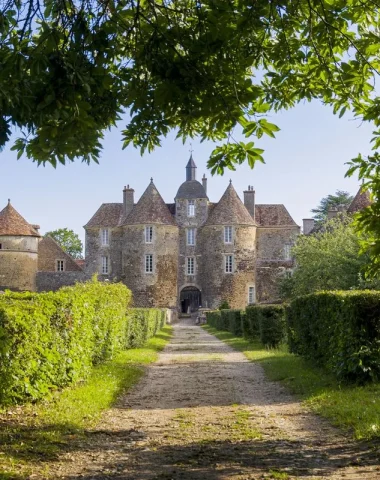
{"left": 0, "top": 325, "right": 172, "bottom": 480}
{"left": 203, "top": 325, "right": 380, "bottom": 442}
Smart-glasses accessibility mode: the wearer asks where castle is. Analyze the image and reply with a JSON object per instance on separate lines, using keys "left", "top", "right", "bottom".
{"left": 84, "top": 157, "right": 300, "bottom": 310}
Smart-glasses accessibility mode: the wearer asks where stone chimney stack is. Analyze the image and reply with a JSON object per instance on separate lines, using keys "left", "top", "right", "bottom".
{"left": 202, "top": 174, "right": 207, "bottom": 195}
{"left": 243, "top": 185, "right": 256, "bottom": 222}
{"left": 123, "top": 185, "right": 134, "bottom": 217}
{"left": 302, "top": 219, "right": 315, "bottom": 235}
{"left": 327, "top": 206, "right": 338, "bottom": 220}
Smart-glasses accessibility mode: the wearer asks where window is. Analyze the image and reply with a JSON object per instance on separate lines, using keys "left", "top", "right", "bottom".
{"left": 188, "top": 200, "right": 195, "bottom": 217}
{"left": 225, "top": 255, "right": 233, "bottom": 273}
{"left": 186, "top": 257, "right": 195, "bottom": 275}
{"left": 101, "top": 256, "right": 109, "bottom": 274}
{"left": 224, "top": 226, "right": 232, "bottom": 244}
{"left": 0, "top": 243, "right": 2, "bottom": 249}
{"left": 56, "top": 260, "right": 65, "bottom": 272}
{"left": 145, "top": 254, "right": 153, "bottom": 273}
{"left": 248, "top": 286, "right": 255, "bottom": 305}
{"left": 284, "top": 243, "right": 292, "bottom": 260}
{"left": 145, "top": 226, "right": 153, "bottom": 243}
{"left": 187, "top": 228, "right": 195, "bottom": 245}
{"left": 101, "top": 229, "right": 109, "bottom": 246}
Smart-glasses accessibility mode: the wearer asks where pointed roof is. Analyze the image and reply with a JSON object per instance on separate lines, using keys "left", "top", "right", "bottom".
{"left": 186, "top": 154, "right": 196, "bottom": 169}
{"left": 122, "top": 180, "right": 176, "bottom": 226}
{"left": 347, "top": 187, "right": 371, "bottom": 214}
{"left": 205, "top": 183, "right": 255, "bottom": 226}
{"left": 255, "top": 205, "right": 298, "bottom": 226}
{"left": 38, "top": 236, "right": 83, "bottom": 272}
{"left": 0, "top": 200, "right": 40, "bottom": 236}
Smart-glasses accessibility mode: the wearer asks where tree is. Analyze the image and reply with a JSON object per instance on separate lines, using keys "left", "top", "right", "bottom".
{"left": 311, "top": 190, "right": 353, "bottom": 224}
{"left": 45, "top": 228, "right": 83, "bottom": 259}
{"left": 280, "top": 216, "right": 368, "bottom": 300}
{"left": 1, "top": 1, "right": 380, "bottom": 174}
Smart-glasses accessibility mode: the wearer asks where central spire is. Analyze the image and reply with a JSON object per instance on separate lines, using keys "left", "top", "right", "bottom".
{"left": 186, "top": 154, "right": 197, "bottom": 181}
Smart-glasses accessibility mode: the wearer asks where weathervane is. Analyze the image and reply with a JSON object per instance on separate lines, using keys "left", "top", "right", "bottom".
{"left": 189, "top": 143, "right": 194, "bottom": 155}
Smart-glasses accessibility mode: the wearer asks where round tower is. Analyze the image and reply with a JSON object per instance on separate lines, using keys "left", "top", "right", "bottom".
{"left": 175, "top": 155, "right": 209, "bottom": 312}
{"left": 199, "top": 182, "right": 256, "bottom": 309}
{"left": 121, "top": 180, "right": 179, "bottom": 308}
{"left": 0, "top": 200, "right": 40, "bottom": 291}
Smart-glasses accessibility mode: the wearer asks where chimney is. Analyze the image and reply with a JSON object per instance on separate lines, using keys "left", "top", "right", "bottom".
{"left": 202, "top": 174, "right": 207, "bottom": 195}
{"left": 327, "top": 206, "right": 338, "bottom": 220}
{"left": 243, "top": 185, "right": 255, "bottom": 222}
{"left": 302, "top": 219, "right": 315, "bottom": 235}
{"left": 123, "top": 185, "right": 134, "bottom": 217}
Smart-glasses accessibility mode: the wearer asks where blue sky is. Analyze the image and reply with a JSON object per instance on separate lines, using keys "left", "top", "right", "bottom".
{"left": 1, "top": 100, "right": 374, "bottom": 245}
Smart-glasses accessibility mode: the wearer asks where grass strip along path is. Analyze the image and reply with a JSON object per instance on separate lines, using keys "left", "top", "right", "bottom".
{"left": 0, "top": 325, "right": 172, "bottom": 480}
{"left": 203, "top": 325, "right": 380, "bottom": 442}
{"left": 5, "top": 317, "right": 378, "bottom": 480}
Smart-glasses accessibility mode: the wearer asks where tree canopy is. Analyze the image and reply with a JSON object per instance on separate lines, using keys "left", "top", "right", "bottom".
{"left": 280, "top": 216, "right": 369, "bottom": 300}
{"left": 45, "top": 228, "right": 83, "bottom": 259}
{"left": 311, "top": 190, "right": 353, "bottom": 224}
{"left": 1, "top": 0, "right": 380, "bottom": 174}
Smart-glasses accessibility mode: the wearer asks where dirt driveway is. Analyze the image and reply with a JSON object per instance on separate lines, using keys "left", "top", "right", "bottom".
{"left": 51, "top": 318, "right": 380, "bottom": 479}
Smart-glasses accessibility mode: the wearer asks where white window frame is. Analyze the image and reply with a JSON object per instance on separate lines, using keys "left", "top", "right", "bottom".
{"left": 284, "top": 243, "right": 292, "bottom": 260}
{"left": 225, "top": 255, "right": 233, "bottom": 273}
{"left": 145, "top": 254, "right": 153, "bottom": 273}
{"left": 224, "top": 226, "right": 232, "bottom": 244}
{"left": 101, "top": 256, "right": 109, "bottom": 274}
{"left": 248, "top": 286, "right": 255, "bottom": 305}
{"left": 56, "top": 259, "right": 65, "bottom": 272}
{"left": 187, "top": 228, "right": 195, "bottom": 246}
{"left": 186, "top": 257, "right": 195, "bottom": 275}
{"left": 145, "top": 225, "right": 153, "bottom": 244}
{"left": 101, "top": 228, "right": 109, "bottom": 246}
{"left": 187, "top": 200, "right": 195, "bottom": 217}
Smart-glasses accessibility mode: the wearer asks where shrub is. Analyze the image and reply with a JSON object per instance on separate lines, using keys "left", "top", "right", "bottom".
{"left": 287, "top": 291, "right": 380, "bottom": 383}
{"left": 205, "top": 310, "right": 222, "bottom": 330}
{"left": 218, "top": 299, "right": 230, "bottom": 310}
{"left": 0, "top": 280, "right": 166, "bottom": 405}
{"left": 244, "top": 306, "right": 261, "bottom": 338}
{"left": 257, "top": 305, "right": 286, "bottom": 348}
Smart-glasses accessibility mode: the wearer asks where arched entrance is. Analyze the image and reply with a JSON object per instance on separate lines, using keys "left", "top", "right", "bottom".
{"left": 180, "top": 286, "right": 202, "bottom": 314}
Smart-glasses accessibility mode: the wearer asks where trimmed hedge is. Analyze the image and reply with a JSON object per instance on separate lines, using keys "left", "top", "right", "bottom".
{"left": 206, "top": 304, "right": 286, "bottom": 348}
{"left": 287, "top": 291, "right": 380, "bottom": 383}
{"left": 0, "top": 280, "right": 166, "bottom": 405}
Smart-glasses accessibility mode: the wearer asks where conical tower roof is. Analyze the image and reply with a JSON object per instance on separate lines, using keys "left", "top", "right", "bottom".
{"left": 0, "top": 200, "right": 40, "bottom": 236}
{"left": 186, "top": 154, "right": 196, "bottom": 169}
{"left": 205, "top": 182, "right": 255, "bottom": 226}
{"left": 122, "top": 180, "right": 176, "bottom": 226}
{"left": 347, "top": 187, "right": 371, "bottom": 214}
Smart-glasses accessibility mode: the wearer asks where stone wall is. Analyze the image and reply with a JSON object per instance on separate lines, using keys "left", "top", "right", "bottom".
{"left": 85, "top": 227, "right": 123, "bottom": 280}
{"left": 38, "top": 237, "right": 82, "bottom": 272}
{"left": 36, "top": 271, "right": 90, "bottom": 292}
{"left": 199, "top": 224, "right": 256, "bottom": 309}
{"left": 122, "top": 224, "right": 179, "bottom": 308}
{"left": 0, "top": 235, "right": 39, "bottom": 291}
{"left": 256, "top": 226, "right": 299, "bottom": 303}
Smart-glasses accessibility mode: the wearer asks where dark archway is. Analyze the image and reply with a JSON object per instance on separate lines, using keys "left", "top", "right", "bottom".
{"left": 180, "top": 286, "right": 201, "bottom": 314}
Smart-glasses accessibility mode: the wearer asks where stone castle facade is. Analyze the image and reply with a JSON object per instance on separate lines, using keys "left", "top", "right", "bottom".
{"left": 84, "top": 157, "right": 300, "bottom": 310}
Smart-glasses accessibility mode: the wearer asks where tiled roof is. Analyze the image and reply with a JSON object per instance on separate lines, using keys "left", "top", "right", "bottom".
{"left": 0, "top": 201, "right": 40, "bottom": 236}
{"left": 122, "top": 181, "right": 177, "bottom": 226}
{"left": 38, "top": 236, "right": 83, "bottom": 272}
{"left": 175, "top": 180, "right": 208, "bottom": 199}
{"left": 84, "top": 203, "right": 124, "bottom": 228}
{"left": 347, "top": 187, "right": 371, "bottom": 214}
{"left": 205, "top": 183, "right": 255, "bottom": 226}
{"left": 255, "top": 204, "right": 297, "bottom": 226}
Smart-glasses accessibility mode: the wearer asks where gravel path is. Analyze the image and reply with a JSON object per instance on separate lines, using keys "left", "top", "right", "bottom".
{"left": 52, "top": 318, "right": 380, "bottom": 479}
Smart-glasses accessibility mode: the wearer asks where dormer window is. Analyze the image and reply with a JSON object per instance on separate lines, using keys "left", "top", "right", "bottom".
{"left": 101, "top": 229, "right": 109, "bottom": 246}
{"left": 145, "top": 226, "right": 153, "bottom": 243}
{"left": 188, "top": 200, "right": 195, "bottom": 217}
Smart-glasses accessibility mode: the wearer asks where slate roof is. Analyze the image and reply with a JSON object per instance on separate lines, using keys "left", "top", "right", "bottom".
{"left": 0, "top": 201, "right": 40, "bottom": 236}
{"left": 347, "top": 187, "right": 371, "bottom": 214}
{"left": 84, "top": 203, "right": 124, "bottom": 228}
{"left": 255, "top": 205, "right": 298, "bottom": 227}
{"left": 186, "top": 154, "right": 197, "bottom": 169}
{"left": 175, "top": 180, "right": 208, "bottom": 199}
{"left": 123, "top": 181, "right": 177, "bottom": 226}
{"left": 205, "top": 183, "right": 255, "bottom": 226}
